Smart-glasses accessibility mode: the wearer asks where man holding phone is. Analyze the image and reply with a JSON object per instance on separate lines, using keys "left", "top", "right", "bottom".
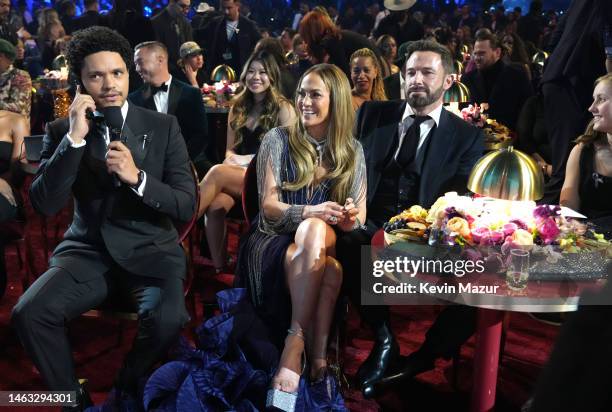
{"left": 12, "top": 26, "right": 196, "bottom": 411}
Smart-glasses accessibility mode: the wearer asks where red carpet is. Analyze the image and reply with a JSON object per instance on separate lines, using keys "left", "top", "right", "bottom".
{"left": 0, "top": 211, "right": 560, "bottom": 411}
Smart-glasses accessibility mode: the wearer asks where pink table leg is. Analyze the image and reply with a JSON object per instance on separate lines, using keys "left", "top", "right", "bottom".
{"left": 470, "top": 308, "right": 505, "bottom": 412}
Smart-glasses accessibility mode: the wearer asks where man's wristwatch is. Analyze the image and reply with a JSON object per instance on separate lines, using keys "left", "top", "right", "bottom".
{"left": 131, "top": 169, "right": 145, "bottom": 188}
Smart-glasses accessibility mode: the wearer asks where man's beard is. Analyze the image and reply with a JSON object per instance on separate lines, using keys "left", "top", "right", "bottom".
{"left": 406, "top": 84, "right": 445, "bottom": 109}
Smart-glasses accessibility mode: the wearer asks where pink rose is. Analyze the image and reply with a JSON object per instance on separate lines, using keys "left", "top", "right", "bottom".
{"left": 537, "top": 217, "right": 560, "bottom": 244}
{"left": 503, "top": 223, "right": 518, "bottom": 237}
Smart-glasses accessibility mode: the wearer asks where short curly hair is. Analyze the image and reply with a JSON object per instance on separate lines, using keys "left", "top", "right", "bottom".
{"left": 66, "top": 26, "right": 133, "bottom": 80}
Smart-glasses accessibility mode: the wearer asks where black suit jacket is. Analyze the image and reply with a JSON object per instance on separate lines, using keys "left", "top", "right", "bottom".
{"left": 383, "top": 73, "right": 401, "bottom": 101}
{"left": 151, "top": 8, "right": 193, "bottom": 75}
{"left": 461, "top": 61, "right": 533, "bottom": 131}
{"left": 355, "top": 100, "right": 484, "bottom": 209}
{"left": 73, "top": 11, "right": 108, "bottom": 32}
{"left": 129, "top": 78, "right": 215, "bottom": 171}
{"left": 29, "top": 104, "right": 196, "bottom": 281}
{"left": 196, "top": 15, "right": 261, "bottom": 75}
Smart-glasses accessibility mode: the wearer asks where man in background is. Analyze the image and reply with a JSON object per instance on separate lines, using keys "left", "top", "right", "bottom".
{"left": 130, "top": 41, "right": 214, "bottom": 176}
{"left": 151, "top": 0, "right": 193, "bottom": 77}
{"left": 197, "top": 0, "right": 260, "bottom": 76}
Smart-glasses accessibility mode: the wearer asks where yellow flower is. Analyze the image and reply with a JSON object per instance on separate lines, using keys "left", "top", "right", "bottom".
{"left": 447, "top": 217, "right": 470, "bottom": 237}
{"left": 512, "top": 229, "right": 534, "bottom": 247}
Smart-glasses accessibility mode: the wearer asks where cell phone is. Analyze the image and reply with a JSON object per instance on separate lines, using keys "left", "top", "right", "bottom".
{"left": 72, "top": 76, "right": 104, "bottom": 121}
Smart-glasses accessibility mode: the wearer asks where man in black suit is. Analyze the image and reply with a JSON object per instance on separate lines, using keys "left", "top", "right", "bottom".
{"left": 11, "top": 27, "right": 196, "bottom": 411}
{"left": 130, "top": 41, "right": 215, "bottom": 177}
{"left": 461, "top": 29, "right": 533, "bottom": 131}
{"left": 150, "top": 0, "right": 193, "bottom": 77}
{"left": 195, "top": 0, "right": 261, "bottom": 77}
{"left": 336, "top": 40, "right": 484, "bottom": 398}
{"left": 73, "top": 0, "right": 107, "bottom": 32}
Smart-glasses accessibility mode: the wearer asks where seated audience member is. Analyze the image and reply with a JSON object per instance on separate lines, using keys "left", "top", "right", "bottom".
{"left": 288, "top": 33, "right": 310, "bottom": 79}
{"left": 196, "top": 0, "right": 261, "bottom": 80}
{"left": 175, "top": 41, "right": 209, "bottom": 87}
{"left": 560, "top": 73, "right": 612, "bottom": 229}
{"left": 0, "top": 110, "right": 28, "bottom": 299}
{"left": 280, "top": 27, "right": 296, "bottom": 54}
{"left": 298, "top": 9, "right": 382, "bottom": 79}
{"left": 0, "top": 39, "right": 31, "bottom": 117}
{"left": 516, "top": 92, "right": 552, "bottom": 177}
{"left": 236, "top": 63, "right": 366, "bottom": 401}
{"left": 336, "top": 40, "right": 484, "bottom": 398}
{"left": 501, "top": 32, "right": 531, "bottom": 80}
{"left": 253, "top": 37, "right": 297, "bottom": 100}
{"left": 349, "top": 47, "right": 387, "bottom": 111}
{"left": 130, "top": 41, "right": 214, "bottom": 176}
{"left": 383, "top": 41, "right": 410, "bottom": 100}
{"left": 376, "top": 34, "right": 399, "bottom": 78}
{"left": 461, "top": 28, "right": 533, "bottom": 130}
{"left": 197, "top": 50, "right": 295, "bottom": 273}
{"left": 11, "top": 26, "right": 195, "bottom": 411}
{"left": 36, "top": 9, "right": 66, "bottom": 70}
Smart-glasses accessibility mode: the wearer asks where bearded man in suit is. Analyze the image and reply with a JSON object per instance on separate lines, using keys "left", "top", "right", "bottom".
{"left": 336, "top": 39, "right": 485, "bottom": 398}
{"left": 11, "top": 26, "right": 196, "bottom": 411}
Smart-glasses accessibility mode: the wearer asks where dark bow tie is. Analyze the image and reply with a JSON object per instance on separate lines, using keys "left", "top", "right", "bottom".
{"left": 150, "top": 83, "right": 168, "bottom": 95}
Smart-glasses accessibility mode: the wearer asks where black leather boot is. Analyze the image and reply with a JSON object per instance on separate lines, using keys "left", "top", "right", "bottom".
{"left": 356, "top": 322, "right": 399, "bottom": 397}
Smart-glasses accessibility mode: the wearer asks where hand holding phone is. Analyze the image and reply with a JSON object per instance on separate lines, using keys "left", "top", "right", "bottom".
{"left": 68, "top": 84, "right": 97, "bottom": 144}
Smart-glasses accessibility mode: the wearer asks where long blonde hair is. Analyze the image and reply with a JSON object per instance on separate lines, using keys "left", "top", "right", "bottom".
{"left": 283, "top": 63, "right": 357, "bottom": 203}
{"left": 349, "top": 48, "right": 387, "bottom": 102}
{"left": 230, "top": 51, "right": 289, "bottom": 148}
{"left": 575, "top": 73, "right": 612, "bottom": 146}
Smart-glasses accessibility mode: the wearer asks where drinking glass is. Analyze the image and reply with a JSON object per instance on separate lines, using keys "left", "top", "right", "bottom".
{"left": 506, "top": 249, "right": 530, "bottom": 291}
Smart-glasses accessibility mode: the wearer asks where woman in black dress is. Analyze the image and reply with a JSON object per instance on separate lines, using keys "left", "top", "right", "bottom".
{"left": 0, "top": 111, "right": 28, "bottom": 299}
{"left": 560, "top": 73, "right": 612, "bottom": 229}
{"left": 197, "top": 50, "right": 295, "bottom": 272}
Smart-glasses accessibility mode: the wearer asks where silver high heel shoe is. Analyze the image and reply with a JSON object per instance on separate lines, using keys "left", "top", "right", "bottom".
{"left": 266, "top": 328, "right": 305, "bottom": 411}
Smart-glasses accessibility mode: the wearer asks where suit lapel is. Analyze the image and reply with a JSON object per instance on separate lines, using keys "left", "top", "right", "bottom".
{"left": 167, "top": 79, "right": 181, "bottom": 116}
{"left": 419, "top": 109, "right": 455, "bottom": 205}
{"left": 366, "top": 101, "right": 405, "bottom": 206}
{"left": 123, "top": 105, "right": 153, "bottom": 168}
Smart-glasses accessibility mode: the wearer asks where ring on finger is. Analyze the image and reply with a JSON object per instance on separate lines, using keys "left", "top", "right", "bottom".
{"left": 328, "top": 215, "right": 338, "bottom": 224}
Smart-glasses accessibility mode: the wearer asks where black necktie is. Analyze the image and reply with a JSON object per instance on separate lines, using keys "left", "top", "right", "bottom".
{"left": 151, "top": 83, "right": 168, "bottom": 95}
{"left": 397, "top": 115, "right": 430, "bottom": 167}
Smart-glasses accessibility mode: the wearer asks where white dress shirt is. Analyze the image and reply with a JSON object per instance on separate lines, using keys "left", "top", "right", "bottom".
{"left": 66, "top": 101, "right": 147, "bottom": 196}
{"left": 394, "top": 103, "right": 444, "bottom": 160}
{"left": 153, "top": 76, "right": 172, "bottom": 114}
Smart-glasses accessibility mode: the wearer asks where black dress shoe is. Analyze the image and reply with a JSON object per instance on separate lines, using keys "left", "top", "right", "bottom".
{"left": 356, "top": 322, "right": 399, "bottom": 391}
{"left": 363, "top": 350, "right": 436, "bottom": 398}
{"left": 62, "top": 380, "right": 93, "bottom": 412}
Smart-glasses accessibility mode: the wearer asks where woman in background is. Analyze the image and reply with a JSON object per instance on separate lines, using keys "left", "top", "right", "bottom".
{"left": 376, "top": 34, "right": 399, "bottom": 78}
{"left": 560, "top": 73, "right": 612, "bottom": 230}
{"left": 197, "top": 51, "right": 295, "bottom": 273}
{"left": 349, "top": 48, "right": 387, "bottom": 111}
{"left": 0, "top": 111, "right": 29, "bottom": 299}
{"left": 176, "top": 41, "right": 208, "bottom": 88}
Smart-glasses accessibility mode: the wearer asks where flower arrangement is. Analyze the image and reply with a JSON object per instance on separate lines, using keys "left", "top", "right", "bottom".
{"left": 460, "top": 103, "right": 488, "bottom": 128}
{"left": 201, "top": 81, "right": 239, "bottom": 108}
{"left": 385, "top": 193, "right": 611, "bottom": 271}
